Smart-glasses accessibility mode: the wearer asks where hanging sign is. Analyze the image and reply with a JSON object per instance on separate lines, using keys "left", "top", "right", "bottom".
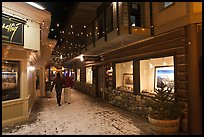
{"left": 2, "top": 14, "right": 25, "bottom": 45}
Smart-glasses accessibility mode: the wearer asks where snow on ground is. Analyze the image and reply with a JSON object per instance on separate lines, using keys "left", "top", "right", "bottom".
{"left": 2, "top": 89, "right": 151, "bottom": 135}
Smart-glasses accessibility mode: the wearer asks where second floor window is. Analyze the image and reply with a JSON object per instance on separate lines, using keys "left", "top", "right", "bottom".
{"left": 106, "top": 4, "right": 113, "bottom": 34}
{"left": 130, "top": 2, "right": 141, "bottom": 27}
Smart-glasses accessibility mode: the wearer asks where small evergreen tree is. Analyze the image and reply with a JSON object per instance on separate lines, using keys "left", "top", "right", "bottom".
{"left": 146, "top": 82, "right": 183, "bottom": 120}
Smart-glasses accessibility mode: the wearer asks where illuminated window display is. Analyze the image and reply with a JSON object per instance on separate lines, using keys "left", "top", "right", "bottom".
{"left": 77, "top": 68, "right": 80, "bottom": 81}
{"left": 116, "top": 61, "right": 133, "bottom": 92}
{"left": 140, "top": 56, "right": 174, "bottom": 95}
{"left": 86, "top": 67, "right": 93, "bottom": 84}
{"left": 2, "top": 60, "right": 20, "bottom": 101}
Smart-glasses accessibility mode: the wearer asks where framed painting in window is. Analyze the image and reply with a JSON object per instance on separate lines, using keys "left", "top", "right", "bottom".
{"left": 123, "top": 73, "right": 133, "bottom": 88}
{"left": 154, "top": 66, "right": 174, "bottom": 92}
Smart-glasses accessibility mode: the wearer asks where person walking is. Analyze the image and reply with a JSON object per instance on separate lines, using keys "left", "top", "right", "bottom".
{"left": 50, "top": 72, "right": 63, "bottom": 106}
{"left": 63, "top": 73, "right": 74, "bottom": 104}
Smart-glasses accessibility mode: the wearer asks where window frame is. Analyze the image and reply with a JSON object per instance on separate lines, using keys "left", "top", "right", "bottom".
{"left": 2, "top": 60, "right": 21, "bottom": 101}
{"left": 130, "top": 2, "right": 142, "bottom": 27}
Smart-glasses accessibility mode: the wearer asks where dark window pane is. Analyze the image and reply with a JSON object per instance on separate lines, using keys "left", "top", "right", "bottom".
{"left": 131, "top": 3, "right": 141, "bottom": 27}
{"left": 106, "top": 4, "right": 113, "bottom": 34}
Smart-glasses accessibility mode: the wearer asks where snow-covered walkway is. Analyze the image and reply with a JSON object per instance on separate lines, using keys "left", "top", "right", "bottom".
{"left": 2, "top": 89, "right": 152, "bottom": 135}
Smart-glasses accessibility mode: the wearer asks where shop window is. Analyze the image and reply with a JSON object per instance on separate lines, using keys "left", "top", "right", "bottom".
{"left": 163, "top": 2, "right": 173, "bottom": 8}
{"left": 2, "top": 60, "right": 20, "bottom": 101}
{"left": 116, "top": 61, "right": 133, "bottom": 92}
{"left": 77, "top": 68, "right": 80, "bottom": 81}
{"left": 86, "top": 67, "right": 93, "bottom": 84}
{"left": 130, "top": 2, "right": 142, "bottom": 27}
{"left": 140, "top": 56, "right": 174, "bottom": 96}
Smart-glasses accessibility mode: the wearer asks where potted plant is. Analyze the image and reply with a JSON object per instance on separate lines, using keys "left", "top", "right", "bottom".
{"left": 145, "top": 83, "right": 184, "bottom": 135}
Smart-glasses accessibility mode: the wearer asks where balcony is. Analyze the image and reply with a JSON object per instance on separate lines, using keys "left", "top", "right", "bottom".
{"left": 62, "top": 2, "right": 152, "bottom": 64}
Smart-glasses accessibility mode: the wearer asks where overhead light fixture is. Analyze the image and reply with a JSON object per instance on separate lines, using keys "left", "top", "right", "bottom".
{"left": 25, "top": 2, "right": 45, "bottom": 10}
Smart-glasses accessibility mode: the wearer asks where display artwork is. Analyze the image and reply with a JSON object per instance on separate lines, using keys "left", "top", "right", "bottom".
{"left": 154, "top": 66, "right": 174, "bottom": 91}
{"left": 123, "top": 73, "right": 133, "bottom": 86}
{"left": 2, "top": 72, "right": 18, "bottom": 90}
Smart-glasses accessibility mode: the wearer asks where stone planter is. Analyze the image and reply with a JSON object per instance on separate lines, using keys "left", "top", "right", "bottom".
{"left": 148, "top": 115, "right": 181, "bottom": 134}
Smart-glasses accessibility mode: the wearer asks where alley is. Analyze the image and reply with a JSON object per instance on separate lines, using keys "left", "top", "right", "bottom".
{"left": 2, "top": 89, "right": 152, "bottom": 135}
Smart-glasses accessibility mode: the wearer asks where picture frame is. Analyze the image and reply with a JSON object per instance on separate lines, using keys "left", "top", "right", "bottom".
{"left": 123, "top": 73, "right": 133, "bottom": 88}
{"left": 2, "top": 72, "right": 18, "bottom": 90}
{"left": 154, "top": 65, "right": 174, "bottom": 92}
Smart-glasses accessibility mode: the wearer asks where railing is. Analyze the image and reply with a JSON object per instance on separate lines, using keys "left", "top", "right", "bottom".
{"left": 68, "top": 2, "right": 150, "bottom": 58}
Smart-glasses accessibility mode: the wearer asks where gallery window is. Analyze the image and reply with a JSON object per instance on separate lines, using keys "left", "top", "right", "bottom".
{"left": 77, "top": 68, "right": 80, "bottom": 81}
{"left": 140, "top": 56, "right": 174, "bottom": 96}
{"left": 2, "top": 60, "right": 20, "bottom": 101}
{"left": 86, "top": 67, "right": 93, "bottom": 84}
{"left": 116, "top": 61, "right": 133, "bottom": 92}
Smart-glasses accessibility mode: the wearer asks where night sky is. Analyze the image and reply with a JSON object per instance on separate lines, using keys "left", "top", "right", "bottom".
{"left": 36, "top": 2, "right": 77, "bottom": 39}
